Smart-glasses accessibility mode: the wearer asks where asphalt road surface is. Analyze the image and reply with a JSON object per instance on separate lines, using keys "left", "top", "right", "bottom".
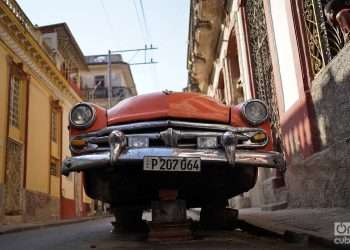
{"left": 0, "top": 217, "right": 331, "bottom": 250}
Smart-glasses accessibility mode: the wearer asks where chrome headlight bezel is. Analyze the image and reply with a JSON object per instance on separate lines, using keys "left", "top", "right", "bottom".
{"left": 241, "top": 99, "right": 269, "bottom": 126}
{"left": 69, "top": 103, "right": 96, "bottom": 129}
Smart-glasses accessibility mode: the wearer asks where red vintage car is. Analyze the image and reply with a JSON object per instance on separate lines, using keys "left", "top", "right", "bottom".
{"left": 62, "top": 91, "right": 284, "bottom": 228}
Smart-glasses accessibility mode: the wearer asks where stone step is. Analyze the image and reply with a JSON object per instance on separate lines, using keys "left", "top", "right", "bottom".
{"left": 3, "top": 215, "right": 23, "bottom": 224}
{"left": 261, "top": 201, "right": 288, "bottom": 211}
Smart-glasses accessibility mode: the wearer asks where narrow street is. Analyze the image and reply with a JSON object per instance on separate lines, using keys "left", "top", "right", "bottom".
{"left": 0, "top": 0, "right": 349, "bottom": 249}
{"left": 0, "top": 216, "right": 331, "bottom": 250}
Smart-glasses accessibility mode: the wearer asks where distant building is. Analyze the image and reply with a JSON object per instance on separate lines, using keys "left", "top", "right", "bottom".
{"left": 39, "top": 23, "right": 88, "bottom": 98}
{"left": 81, "top": 54, "right": 137, "bottom": 108}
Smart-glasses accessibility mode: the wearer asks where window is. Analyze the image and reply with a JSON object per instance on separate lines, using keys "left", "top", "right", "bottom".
{"left": 94, "top": 75, "right": 105, "bottom": 87}
{"left": 50, "top": 159, "right": 59, "bottom": 176}
{"left": 111, "top": 73, "right": 122, "bottom": 86}
{"left": 9, "top": 76, "right": 21, "bottom": 128}
{"left": 50, "top": 100, "right": 62, "bottom": 173}
{"left": 51, "top": 109, "right": 57, "bottom": 143}
{"left": 7, "top": 62, "right": 28, "bottom": 143}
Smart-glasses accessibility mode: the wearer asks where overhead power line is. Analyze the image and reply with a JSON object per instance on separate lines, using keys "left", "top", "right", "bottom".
{"left": 111, "top": 46, "right": 158, "bottom": 65}
{"left": 133, "top": 0, "right": 147, "bottom": 43}
{"left": 138, "top": 0, "right": 152, "bottom": 43}
{"left": 131, "top": 0, "right": 159, "bottom": 89}
{"left": 127, "top": 50, "right": 140, "bottom": 64}
{"left": 111, "top": 46, "right": 158, "bottom": 53}
{"left": 137, "top": 0, "right": 159, "bottom": 89}
{"left": 99, "top": 0, "right": 120, "bottom": 49}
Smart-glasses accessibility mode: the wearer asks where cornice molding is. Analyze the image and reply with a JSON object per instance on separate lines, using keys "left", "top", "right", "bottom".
{"left": 0, "top": 1, "right": 81, "bottom": 104}
{"left": 0, "top": 25, "right": 76, "bottom": 105}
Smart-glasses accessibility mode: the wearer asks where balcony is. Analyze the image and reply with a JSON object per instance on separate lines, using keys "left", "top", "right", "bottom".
{"left": 68, "top": 80, "right": 82, "bottom": 98}
{"left": 82, "top": 87, "right": 132, "bottom": 102}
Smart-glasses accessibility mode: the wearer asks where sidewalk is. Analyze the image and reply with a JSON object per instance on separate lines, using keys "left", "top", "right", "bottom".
{"left": 0, "top": 215, "right": 112, "bottom": 235}
{"left": 239, "top": 208, "right": 350, "bottom": 245}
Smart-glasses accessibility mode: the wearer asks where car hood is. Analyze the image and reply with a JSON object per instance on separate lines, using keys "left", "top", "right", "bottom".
{"left": 107, "top": 92, "right": 230, "bottom": 125}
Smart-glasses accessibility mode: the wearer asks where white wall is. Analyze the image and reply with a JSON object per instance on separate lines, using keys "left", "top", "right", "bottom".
{"left": 236, "top": 9, "right": 252, "bottom": 100}
{"left": 269, "top": 0, "right": 300, "bottom": 111}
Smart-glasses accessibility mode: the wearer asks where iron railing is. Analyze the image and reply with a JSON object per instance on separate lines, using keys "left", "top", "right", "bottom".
{"left": 82, "top": 87, "right": 132, "bottom": 101}
{"left": 303, "top": 0, "right": 348, "bottom": 76}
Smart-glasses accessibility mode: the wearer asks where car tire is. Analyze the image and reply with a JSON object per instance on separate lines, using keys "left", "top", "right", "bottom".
{"left": 111, "top": 207, "right": 148, "bottom": 233}
{"left": 200, "top": 204, "right": 238, "bottom": 229}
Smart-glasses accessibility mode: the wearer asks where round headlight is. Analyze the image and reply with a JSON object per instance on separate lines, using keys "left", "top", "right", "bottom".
{"left": 69, "top": 103, "right": 96, "bottom": 129}
{"left": 241, "top": 99, "right": 268, "bottom": 125}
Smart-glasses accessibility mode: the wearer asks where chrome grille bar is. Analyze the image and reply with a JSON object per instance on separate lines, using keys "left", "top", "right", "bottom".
{"left": 70, "top": 120, "right": 269, "bottom": 155}
{"left": 74, "top": 120, "right": 265, "bottom": 138}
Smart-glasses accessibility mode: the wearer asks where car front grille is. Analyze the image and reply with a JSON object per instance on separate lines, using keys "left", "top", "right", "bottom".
{"left": 70, "top": 120, "right": 268, "bottom": 155}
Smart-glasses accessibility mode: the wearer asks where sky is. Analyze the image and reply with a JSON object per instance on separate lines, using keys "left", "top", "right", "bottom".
{"left": 17, "top": 0, "right": 190, "bottom": 95}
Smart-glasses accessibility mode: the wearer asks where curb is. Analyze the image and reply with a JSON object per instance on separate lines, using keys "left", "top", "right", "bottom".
{"left": 0, "top": 215, "right": 113, "bottom": 235}
{"left": 238, "top": 219, "right": 339, "bottom": 249}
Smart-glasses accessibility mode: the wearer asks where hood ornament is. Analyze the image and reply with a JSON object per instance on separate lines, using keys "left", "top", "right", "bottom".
{"left": 163, "top": 90, "right": 173, "bottom": 95}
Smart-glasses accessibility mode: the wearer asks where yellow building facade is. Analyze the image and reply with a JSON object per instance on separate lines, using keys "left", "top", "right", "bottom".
{"left": 0, "top": 0, "right": 92, "bottom": 223}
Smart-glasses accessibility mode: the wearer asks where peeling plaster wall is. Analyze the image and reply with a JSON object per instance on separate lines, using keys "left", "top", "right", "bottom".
{"left": 0, "top": 43, "right": 9, "bottom": 186}
{"left": 286, "top": 43, "right": 350, "bottom": 208}
{"left": 0, "top": 183, "right": 4, "bottom": 220}
{"left": 311, "top": 44, "right": 350, "bottom": 148}
{"left": 24, "top": 190, "right": 60, "bottom": 222}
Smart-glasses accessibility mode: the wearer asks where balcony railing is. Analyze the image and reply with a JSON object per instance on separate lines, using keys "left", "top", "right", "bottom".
{"left": 82, "top": 87, "right": 132, "bottom": 101}
{"left": 68, "top": 80, "right": 82, "bottom": 98}
{"left": 302, "top": 0, "right": 349, "bottom": 77}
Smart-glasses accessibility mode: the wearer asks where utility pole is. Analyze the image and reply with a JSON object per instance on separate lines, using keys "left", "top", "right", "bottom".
{"left": 107, "top": 50, "right": 112, "bottom": 108}
{"left": 105, "top": 45, "right": 158, "bottom": 107}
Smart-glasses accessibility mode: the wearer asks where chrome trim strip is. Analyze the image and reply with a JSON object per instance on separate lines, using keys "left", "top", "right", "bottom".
{"left": 74, "top": 120, "right": 265, "bottom": 138}
{"left": 84, "top": 131, "right": 230, "bottom": 143}
{"left": 71, "top": 132, "right": 268, "bottom": 155}
{"left": 62, "top": 153, "right": 110, "bottom": 175}
{"left": 69, "top": 120, "right": 269, "bottom": 155}
{"left": 62, "top": 148, "right": 285, "bottom": 175}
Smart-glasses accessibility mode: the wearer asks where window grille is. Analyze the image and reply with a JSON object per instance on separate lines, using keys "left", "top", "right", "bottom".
{"left": 51, "top": 110, "right": 57, "bottom": 142}
{"left": 245, "top": 0, "right": 283, "bottom": 152}
{"left": 302, "top": 0, "right": 348, "bottom": 76}
{"left": 9, "top": 77, "right": 21, "bottom": 128}
{"left": 50, "top": 160, "right": 58, "bottom": 176}
{"left": 94, "top": 75, "right": 105, "bottom": 87}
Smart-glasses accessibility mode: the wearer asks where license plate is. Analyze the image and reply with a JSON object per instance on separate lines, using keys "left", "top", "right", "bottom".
{"left": 143, "top": 157, "right": 201, "bottom": 172}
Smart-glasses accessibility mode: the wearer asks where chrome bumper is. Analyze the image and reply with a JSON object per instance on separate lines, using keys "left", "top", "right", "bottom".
{"left": 61, "top": 147, "right": 285, "bottom": 176}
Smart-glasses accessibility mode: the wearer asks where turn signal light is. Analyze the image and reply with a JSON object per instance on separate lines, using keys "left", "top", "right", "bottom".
{"left": 70, "top": 139, "right": 88, "bottom": 148}
{"left": 251, "top": 132, "right": 267, "bottom": 143}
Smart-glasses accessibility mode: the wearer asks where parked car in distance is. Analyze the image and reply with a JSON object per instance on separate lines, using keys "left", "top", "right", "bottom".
{"left": 62, "top": 91, "right": 284, "bottom": 227}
